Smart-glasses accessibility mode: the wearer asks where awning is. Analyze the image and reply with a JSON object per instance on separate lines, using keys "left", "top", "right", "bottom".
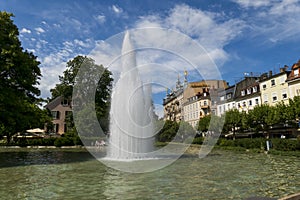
{"left": 26, "top": 128, "right": 45, "bottom": 133}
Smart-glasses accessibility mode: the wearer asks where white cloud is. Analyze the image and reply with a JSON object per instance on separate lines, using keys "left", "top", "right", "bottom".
{"left": 38, "top": 38, "right": 96, "bottom": 98}
{"left": 88, "top": 4, "right": 244, "bottom": 95}
{"left": 95, "top": 14, "right": 106, "bottom": 24}
{"left": 35, "top": 27, "right": 45, "bottom": 34}
{"left": 74, "top": 39, "right": 93, "bottom": 48}
{"left": 236, "top": 0, "right": 300, "bottom": 43}
{"left": 20, "top": 28, "right": 31, "bottom": 34}
{"left": 111, "top": 5, "right": 123, "bottom": 14}
{"left": 26, "top": 48, "right": 35, "bottom": 53}
{"left": 232, "top": 0, "right": 272, "bottom": 8}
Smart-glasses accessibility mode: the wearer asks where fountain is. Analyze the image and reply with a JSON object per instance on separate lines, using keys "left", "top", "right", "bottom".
{"left": 107, "top": 31, "right": 155, "bottom": 160}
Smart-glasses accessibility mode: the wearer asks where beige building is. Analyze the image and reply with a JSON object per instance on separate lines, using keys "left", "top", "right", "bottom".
{"left": 183, "top": 91, "right": 211, "bottom": 127}
{"left": 287, "top": 60, "right": 300, "bottom": 99}
{"left": 163, "top": 76, "right": 185, "bottom": 122}
{"left": 45, "top": 96, "right": 72, "bottom": 134}
{"left": 259, "top": 68, "right": 290, "bottom": 106}
{"left": 182, "top": 80, "right": 227, "bottom": 127}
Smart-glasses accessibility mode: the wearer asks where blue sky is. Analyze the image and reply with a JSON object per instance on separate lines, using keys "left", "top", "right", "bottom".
{"left": 2, "top": 0, "right": 300, "bottom": 116}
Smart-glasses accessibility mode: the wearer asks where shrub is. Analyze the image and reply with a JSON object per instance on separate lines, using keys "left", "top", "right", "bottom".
{"left": 54, "top": 137, "right": 74, "bottom": 147}
{"left": 192, "top": 137, "right": 204, "bottom": 145}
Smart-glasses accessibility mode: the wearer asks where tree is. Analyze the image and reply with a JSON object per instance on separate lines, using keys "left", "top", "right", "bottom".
{"left": 224, "top": 109, "right": 242, "bottom": 140}
{"left": 50, "top": 55, "right": 113, "bottom": 134}
{"left": 197, "top": 115, "right": 211, "bottom": 133}
{"left": 156, "top": 120, "right": 179, "bottom": 142}
{"left": 289, "top": 96, "right": 300, "bottom": 122}
{"left": 248, "top": 104, "right": 277, "bottom": 138}
{"left": 0, "top": 12, "right": 48, "bottom": 143}
{"left": 177, "top": 121, "right": 196, "bottom": 142}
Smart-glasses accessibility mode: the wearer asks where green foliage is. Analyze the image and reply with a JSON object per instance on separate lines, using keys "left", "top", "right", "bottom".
{"left": 224, "top": 109, "right": 243, "bottom": 139}
{"left": 177, "top": 121, "right": 196, "bottom": 142}
{"left": 156, "top": 120, "right": 179, "bottom": 142}
{"left": 271, "top": 138, "right": 300, "bottom": 151}
{"left": 197, "top": 115, "right": 211, "bottom": 132}
{"left": 192, "top": 137, "right": 204, "bottom": 145}
{"left": 54, "top": 137, "right": 73, "bottom": 147}
{"left": 0, "top": 12, "right": 50, "bottom": 143}
{"left": 217, "top": 138, "right": 300, "bottom": 151}
{"left": 50, "top": 55, "right": 113, "bottom": 135}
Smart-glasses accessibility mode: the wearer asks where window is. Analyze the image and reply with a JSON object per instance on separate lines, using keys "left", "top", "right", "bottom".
{"left": 253, "top": 86, "right": 257, "bottom": 93}
{"left": 65, "top": 111, "right": 72, "bottom": 118}
{"left": 220, "top": 96, "right": 225, "bottom": 101}
{"left": 255, "top": 98, "right": 259, "bottom": 105}
{"left": 263, "top": 94, "right": 268, "bottom": 103}
{"left": 280, "top": 76, "right": 285, "bottom": 84}
{"left": 262, "top": 84, "right": 267, "bottom": 89}
{"left": 241, "top": 90, "right": 245, "bottom": 96}
{"left": 238, "top": 103, "right": 241, "bottom": 108}
{"left": 54, "top": 124, "right": 59, "bottom": 133}
{"left": 64, "top": 124, "right": 68, "bottom": 133}
{"left": 204, "top": 101, "right": 207, "bottom": 106}
{"left": 232, "top": 103, "right": 235, "bottom": 108}
{"left": 249, "top": 100, "right": 252, "bottom": 106}
{"left": 51, "top": 111, "right": 60, "bottom": 119}
{"left": 243, "top": 102, "right": 246, "bottom": 107}
{"left": 282, "top": 89, "right": 288, "bottom": 99}
{"left": 294, "top": 69, "right": 299, "bottom": 76}
{"left": 271, "top": 79, "right": 275, "bottom": 86}
{"left": 227, "top": 94, "right": 231, "bottom": 99}
{"left": 247, "top": 88, "right": 251, "bottom": 95}
{"left": 296, "top": 89, "right": 300, "bottom": 96}
{"left": 272, "top": 92, "right": 277, "bottom": 102}
{"left": 61, "top": 99, "right": 69, "bottom": 106}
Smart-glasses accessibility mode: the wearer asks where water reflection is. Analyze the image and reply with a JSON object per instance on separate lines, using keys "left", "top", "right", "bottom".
{"left": 0, "top": 149, "right": 299, "bottom": 199}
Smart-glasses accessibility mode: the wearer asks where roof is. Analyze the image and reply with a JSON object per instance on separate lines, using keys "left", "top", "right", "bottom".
{"left": 45, "top": 96, "right": 63, "bottom": 110}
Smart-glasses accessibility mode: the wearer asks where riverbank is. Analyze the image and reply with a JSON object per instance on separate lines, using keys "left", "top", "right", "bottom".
{"left": 1, "top": 140, "right": 300, "bottom": 157}
{"left": 191, "top": 144, "right": 300, "bottom": 157}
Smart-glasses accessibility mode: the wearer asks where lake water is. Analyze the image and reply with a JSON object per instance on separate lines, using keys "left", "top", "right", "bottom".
{"left": 0, "top": 148, "right": 299, "bottom": 199}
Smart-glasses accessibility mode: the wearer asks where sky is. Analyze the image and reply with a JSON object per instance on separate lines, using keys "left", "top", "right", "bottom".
{"left": 2, "top": 0, "right": 300, "bottom": 117}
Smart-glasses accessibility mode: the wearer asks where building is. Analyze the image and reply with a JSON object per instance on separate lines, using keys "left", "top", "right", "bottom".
{"left": 287, "top": 60, "right": 300, "bottom": 99}
{"left": 235, "top": 80, "right": 261, "bottom": 112}
{"left": 217, "top": 75, "right": 260, "bottom": 115}
{"left": 163, "top": 75, "right": 186, "bottom": 122}
{"left": 259, "top": 68, "right": 291, "bottom": 106}
{"left": 182, "top": 80, "right": 227, "bottom": 127}
{"left": 45, "top": 96, "right": 72, "bottom": 134}
{"left": 183, "top": 89, "right": 211, "bottom": 127}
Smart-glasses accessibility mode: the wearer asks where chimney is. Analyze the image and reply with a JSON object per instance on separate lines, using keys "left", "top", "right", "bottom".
{"left": 269, "top": 70, "right": 273, "bottom": 77}
{"left": 280, "top": 68, "right": 284, "bottom": 73}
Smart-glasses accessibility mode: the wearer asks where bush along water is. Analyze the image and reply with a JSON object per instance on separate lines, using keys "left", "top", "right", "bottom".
{"left": 217, "top": 138, "right": 300, "bottom": 151}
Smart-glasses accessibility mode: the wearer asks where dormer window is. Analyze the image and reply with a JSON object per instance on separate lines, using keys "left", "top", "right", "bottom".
{"left": 61, "top": 99, "right": 70, "bottom": 106}
{"left": 241, "top": 90, "right": 245, "bottom": 96}
{"left": 295, "top": 69, "right": 299, "bottom": 76}
{"left": 247, "top": 88, "right": 251, "bottom": 95}
{"left": 253, "top": 86, "right": 257, "bottom": 93}
{"left": 227, "top": 93, "right": 231, "bottom": 99}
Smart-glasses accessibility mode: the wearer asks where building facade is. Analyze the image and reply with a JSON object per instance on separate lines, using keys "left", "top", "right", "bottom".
{"left": 259, "top": 68, "right": 290, "bottom": 106}
{"left": 183, "top": 90, "right": 211, "bottom": 127}
{"left": 287, "top": 60, "right": 300, "bottom": 99}
{"left": 45, "top": 96, "right": 72, "bottom": 134}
